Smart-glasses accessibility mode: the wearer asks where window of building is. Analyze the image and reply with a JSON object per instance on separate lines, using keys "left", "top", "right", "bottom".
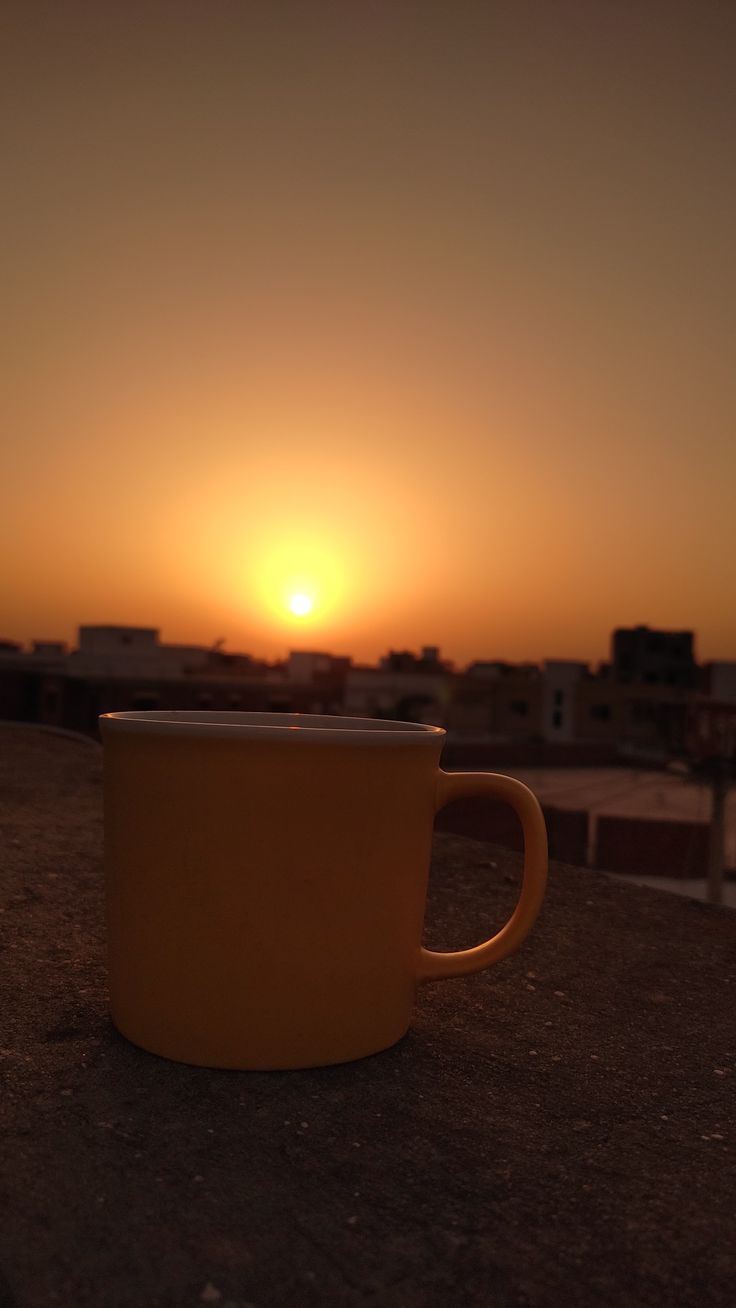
{"left": 509, "top": 700, "right": 528, "bottom": 716}
{"left": 552, "top": 710, "right": 562, "bottom": 728}
{"left": 554, "top": 689, "right": 564, "bottom": 707}
{"left": 590, "top": 704, "right": 611, "bottom": 721}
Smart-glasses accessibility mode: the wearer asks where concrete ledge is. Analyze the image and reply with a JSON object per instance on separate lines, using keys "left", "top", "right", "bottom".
{"left": 0, "top": 726, "right": 734, "bottom": 1307}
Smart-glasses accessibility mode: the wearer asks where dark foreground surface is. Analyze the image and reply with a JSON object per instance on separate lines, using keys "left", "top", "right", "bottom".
{"left": 0, "top": 725, "right": 734, "bottom": 1308}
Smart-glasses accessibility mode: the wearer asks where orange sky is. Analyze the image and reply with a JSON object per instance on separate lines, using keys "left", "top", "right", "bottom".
{"left": 3, "top": 2, "right": 735, "bottom": 665}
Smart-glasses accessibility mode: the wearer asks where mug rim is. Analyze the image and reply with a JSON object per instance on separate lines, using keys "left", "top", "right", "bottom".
{"left": 99, "top": 710, "right": 446, "bottom": 744}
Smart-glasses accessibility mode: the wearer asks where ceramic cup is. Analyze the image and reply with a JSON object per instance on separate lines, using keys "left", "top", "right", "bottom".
{"left": 100, "top": 710, "right": 547, "bottom": 1069}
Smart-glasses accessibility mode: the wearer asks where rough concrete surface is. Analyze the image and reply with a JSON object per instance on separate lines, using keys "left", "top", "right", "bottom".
{"left": 0, "top": 725, "right": 734, "bottom": 1308}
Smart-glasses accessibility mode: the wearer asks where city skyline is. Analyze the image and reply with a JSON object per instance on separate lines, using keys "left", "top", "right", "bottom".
{"left": 3, "top": 617, "right": 731, "bottom": 674}
{"left": 4, "top": 620, "right": 733, "bottom": 771}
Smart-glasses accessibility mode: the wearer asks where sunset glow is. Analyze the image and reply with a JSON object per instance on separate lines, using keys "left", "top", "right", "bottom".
{"left": 2, "top": 6, "right": 736, "bottom": 664}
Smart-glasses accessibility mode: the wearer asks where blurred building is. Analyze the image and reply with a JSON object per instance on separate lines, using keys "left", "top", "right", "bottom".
{"left": 285, "top": 651, "right": 351, "bottom": 715}
{"left": 573, "top": 678, "right": 692, "bottom": 754}
{"left": 0, "top": 626, "right": 288, "bottom": 733}
{"left": 345, "top": 647, "right": 451, "bottom": 723}
{"left": 447, "top": 639, "right": 698, "bottom": 755}
{"left": 541, "top": 661, "right": 589, "bottom": 742}
{"left": 445, "top": 664, "right": 542, "bottom": 740}
{"left": 69, "top": 625, "right": 214, "bottom": 677}
{"left": 379, "top": 646, "right": 450, "bottom": 674}
{"left": 0, "top": 622, "right": 733, "bottom": 758}
{"left": 612, "top": 625, "right": 696, "bottom": 687}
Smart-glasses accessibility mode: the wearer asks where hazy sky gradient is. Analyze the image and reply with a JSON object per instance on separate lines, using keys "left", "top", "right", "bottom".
{"left": 3, "top": 1, "right": 735, "bottom": 663}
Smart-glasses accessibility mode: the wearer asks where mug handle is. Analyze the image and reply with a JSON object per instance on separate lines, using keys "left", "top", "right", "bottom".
{"left": 418, "top": 770, "right": 548, "bottom": 981}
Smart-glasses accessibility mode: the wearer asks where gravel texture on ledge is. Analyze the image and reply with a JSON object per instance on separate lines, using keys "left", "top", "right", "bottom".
{"left": 0, "top": 725, "right": 734, "bottom": 1308}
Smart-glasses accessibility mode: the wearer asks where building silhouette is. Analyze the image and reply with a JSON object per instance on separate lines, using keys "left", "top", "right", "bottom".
{"left": 612, "top": 625, "right": 696, "bottom": 688}
{"left": 0, "top": 623, "right": 734, "bottom": 764}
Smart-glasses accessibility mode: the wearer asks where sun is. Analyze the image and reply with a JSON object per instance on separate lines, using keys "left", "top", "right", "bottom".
{"left": 249, "top": 532, "right": 347, "bottom": 627}
{"left": 288, "top": 592, "right": 313, "bottom": 617}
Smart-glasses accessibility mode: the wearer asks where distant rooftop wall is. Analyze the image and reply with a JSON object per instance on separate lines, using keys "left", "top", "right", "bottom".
{"left": 78, "top": 626, "right": 159, "bottom": 654}
{"left": 436, "top": 784, "right": 728, "bottom": 880}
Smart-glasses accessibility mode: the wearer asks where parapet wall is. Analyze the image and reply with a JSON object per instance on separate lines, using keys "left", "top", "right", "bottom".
{"left": 436, "top": 794, "right": 729, "bottom": 880}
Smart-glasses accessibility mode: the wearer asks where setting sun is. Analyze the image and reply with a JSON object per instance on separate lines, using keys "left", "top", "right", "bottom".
{"left": 288, "top": 593, "right": 313, "bottom": 617}
{"left": 241, "top": 528, "right": 357, "bottom": 642}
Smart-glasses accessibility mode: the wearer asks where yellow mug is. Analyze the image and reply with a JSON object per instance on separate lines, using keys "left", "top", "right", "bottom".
{"left": 100, "top": 711, "right": 547, "bottom": 1070}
